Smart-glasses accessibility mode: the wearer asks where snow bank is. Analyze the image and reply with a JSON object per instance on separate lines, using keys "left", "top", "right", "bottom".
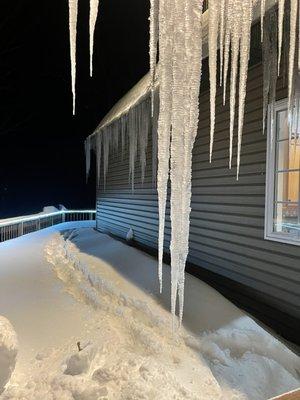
{"left": 0, "top": 317, "right": 18, "bottom": 395}
{"left": 0, "top": 224, "right": 299, "bottom": 400}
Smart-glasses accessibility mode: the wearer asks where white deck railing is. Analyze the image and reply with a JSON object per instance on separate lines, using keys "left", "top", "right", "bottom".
{"left": 0, "top": 210, "right": 96, "bottom": 243}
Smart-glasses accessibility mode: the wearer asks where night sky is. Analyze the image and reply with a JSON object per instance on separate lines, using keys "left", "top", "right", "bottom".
{"left": 0, "top": 0, "right": 150, "bottom": 218}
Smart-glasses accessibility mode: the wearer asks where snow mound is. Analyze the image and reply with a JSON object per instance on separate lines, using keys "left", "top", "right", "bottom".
{"left": 0, "top": 317, "right": 18, "bottom": 394}
{"left": 1, "top": 227, "right": 299, "bottom": 400}
{"left": 42, "top": 206, "right": 59, "bottom": 214}
{"left": 185, "top": 327, "right": 300, "bottom": 400}
{"left": 63, "top": 344, "right": 96, "bottom": 376}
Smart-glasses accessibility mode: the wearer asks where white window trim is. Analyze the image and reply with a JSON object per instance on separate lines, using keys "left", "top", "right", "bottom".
{"left": 264, "top": 98, "right": 300, "bottom": 246}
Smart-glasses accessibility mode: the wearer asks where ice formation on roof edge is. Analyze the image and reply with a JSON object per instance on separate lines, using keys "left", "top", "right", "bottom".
{"left": 85, "top": 0, "right": 299, "bottom": 328}
{"left": 85, "top": 97, "right": 153, "bottom": 190}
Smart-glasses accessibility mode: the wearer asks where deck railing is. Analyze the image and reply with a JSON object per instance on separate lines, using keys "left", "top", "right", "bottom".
{"left": 0, "top": 210, "right": 96, "bottom": 243}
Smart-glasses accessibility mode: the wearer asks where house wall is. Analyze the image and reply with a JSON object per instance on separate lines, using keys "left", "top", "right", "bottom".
{"left": 95, "top": 63, "right": 300, "bottom": 343}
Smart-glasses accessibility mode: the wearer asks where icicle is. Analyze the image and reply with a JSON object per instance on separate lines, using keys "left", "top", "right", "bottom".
{"left": 288, "top": 0, "right": 300, "bottom": 139}
{"left": 69, "top": 0, "right": 78, "bottom": 115}
{"left": 219, "top": 0, "right": 226, "bottom": 86}
{"left": 169, "top": 0, "right": 203, "bottom": 328}
{"left": 152, "top": 90, "right": 159, "bottom": 186}
{"left": 236, "top": 0, "right": 253, "bottom": 179}
{"left": 228, "top": 1, "right": 242, "bottom": 169}
{"left": 102, "top": 129, "right": 110, "bottom": 189}
{"left": 149, "top": 0, "right": 159, "bottom": 116}
{"left": 178, "top": 0, "right": 203, "bottom": 326}
{"left": 121, "top": 115, "right": 126, "bottom": 159}
{"left": 96, "top": 132, "right": 102, "bottom": 186}
{"left": 288, "top": 0, "right": 298, "bottom": 114}
{"left": 169, "top": 0, "right": 187, "bottom": 325}
{"left": 223, "top": 0, "right": 234, "bottom": 105}
{"left": 277, "top": 0, "right": 285, "bottom": 75}
{"left": 157, "top": 0, "right": 174, "bottom": 294}
{"left": 128, "top": 108, "right": 138, "bottom": 191}
{"left": 260, "top": 0, "right": 266, "bottom": 41}
{"left": 89, "top": 0, "right": 100, "bottom": 77}
{"left": 139, "top": 100, "right": 149, "bottom": 183}
{"left": 262, "top": 7, "right": 278, "bottom": 139}
{"left": 208, "top": 0, "right": 219, "bottom": 162}
{"left": 112, "top": 123, "right": 119, "bottom": 154}
{"left": 85, "top": 136, "right": 91, "bottom": 182}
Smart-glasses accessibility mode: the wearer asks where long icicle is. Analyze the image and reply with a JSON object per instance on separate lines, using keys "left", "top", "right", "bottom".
{"left": 177, "top": 0, "right": 203, "bottom": 327}
{"left": 288, "top": 0, "right": 298, "bottom": 112}
{"left": 208, "top": 0, "right": 219, "bottom": 162}
{"left": 223, "top": 0, "right": 234, "bottom": 105}
{"left": 219, "top": 0, "right": 226, "bottom": 86}
{"left": 260, "top": 0, "right": 266, "bottom": 41}
{"left": 96, "top": 132, "right": 102, "bottom": 187}
{"left": 157, "top": 0, "right": 174, "bottom": 294}
{"left": 169, "top": 0, "right": 186, "bottom": 323}
{"left": 288, "top": 0, "right": 299, "bottom": 139}
{"left": 89, "top": 0, "right": 100, "bottom": 77}
{"left": 69, "top": 0, "right": 78, "bottom": 115}
{"left": 149, "top": 0, "right": 159, "bottom": 116}
{"left": 229, "top": 1, "right": 242, "bottom": 169}
{"left": 236, "top": 0, "right": 253, "bottom": 179}
{"left": 85, "top": 136, "right": 91, "bottom": 182}
{"left": 277, "top": 0, "right": 285, "bottom": 75}
{"left": 262, "top": 7, "right": 278, "bottom": 137}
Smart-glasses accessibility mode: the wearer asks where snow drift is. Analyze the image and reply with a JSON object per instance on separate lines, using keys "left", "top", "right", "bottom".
{"left": 0, "top": 224, "right": 299, "bottom": 399}
{"left": 0, "top": 317, "right": 18, "bottom": 395}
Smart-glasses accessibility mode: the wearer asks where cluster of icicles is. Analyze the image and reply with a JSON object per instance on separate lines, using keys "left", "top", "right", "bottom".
{"left": 83, "top": 0, "right": 299, "bottom": 328}
{"left": 85, "top": 94, "right": 159, "bottom": 191}
{"left": 68, "top": 0, "right": 100, "bottom": 114}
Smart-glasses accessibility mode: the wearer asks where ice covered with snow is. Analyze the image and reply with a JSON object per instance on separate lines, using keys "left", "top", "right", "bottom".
{"left": 0, "top": 223, "right": 299, "bottom": 399}
{"left": 0, "top": 317, "right": 18, "bottom": 395}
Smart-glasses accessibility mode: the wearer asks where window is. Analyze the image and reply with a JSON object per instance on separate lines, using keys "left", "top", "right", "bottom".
{"left": 265, "top": 99, "right": 300, "bottom": 245}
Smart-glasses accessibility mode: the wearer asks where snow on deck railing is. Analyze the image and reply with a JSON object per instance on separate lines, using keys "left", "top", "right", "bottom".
{"left": 0, "top": 210, "right": 96, "bottom": 243}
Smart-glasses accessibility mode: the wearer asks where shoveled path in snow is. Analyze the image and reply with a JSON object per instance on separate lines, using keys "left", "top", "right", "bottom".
{"left": 0, "top": 223, "right": 299, "bottom": 399}
{"left": 0, "top": 222, "right": 95, "bottom": 378}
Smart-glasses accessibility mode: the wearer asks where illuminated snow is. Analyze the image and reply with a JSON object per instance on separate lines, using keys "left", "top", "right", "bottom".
{"left": 0, "top": 226, "right": 299, "bottom": 399}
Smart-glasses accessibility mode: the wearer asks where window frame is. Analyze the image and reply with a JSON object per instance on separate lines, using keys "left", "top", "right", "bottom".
{"left": 264, "top": 98, "right": 300, "bottom": 246}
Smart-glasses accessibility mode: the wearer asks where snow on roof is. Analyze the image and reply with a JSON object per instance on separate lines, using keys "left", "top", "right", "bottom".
{"left": 90, "top": 0, "right": 277, "bottom": 136}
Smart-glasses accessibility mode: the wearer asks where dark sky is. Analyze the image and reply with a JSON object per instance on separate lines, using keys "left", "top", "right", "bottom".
{"left": 0, "top": 0, "right": 150, "bottom": 218}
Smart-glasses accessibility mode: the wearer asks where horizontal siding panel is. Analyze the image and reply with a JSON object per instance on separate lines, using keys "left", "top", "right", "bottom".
{"left": 96, "top": 63, "right": 300, "bottom": 325}
{"left": 187, "top": 254, "right": 300, "bottom": 318}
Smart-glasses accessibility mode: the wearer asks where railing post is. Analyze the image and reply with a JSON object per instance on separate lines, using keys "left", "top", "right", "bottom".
{"left": 62, "top": 212, "right": 65, "bottom": 223}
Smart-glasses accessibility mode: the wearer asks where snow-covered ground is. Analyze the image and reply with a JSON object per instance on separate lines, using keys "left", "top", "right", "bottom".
{"left": 0, "top": 223, "right": 299, "bottom": 399}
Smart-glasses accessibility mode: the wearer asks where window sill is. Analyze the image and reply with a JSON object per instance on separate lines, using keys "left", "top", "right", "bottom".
{"left": 264, "top": 232, "right": 300, "bottom": 246}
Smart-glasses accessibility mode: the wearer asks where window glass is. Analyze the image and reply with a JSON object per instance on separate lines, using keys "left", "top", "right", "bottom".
{"left": 276, "top": 140, "right": 300, "bottom": 170}
{"left": 276, "top": 171, "right": 299, "bottom": 202}
{"left": 272, "top": 106, "right": 300, "bottom": 239}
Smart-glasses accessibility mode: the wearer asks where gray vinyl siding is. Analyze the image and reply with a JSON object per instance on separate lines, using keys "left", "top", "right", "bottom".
{"left": 96, "top": 63, "right": 300, "bottom": 324}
